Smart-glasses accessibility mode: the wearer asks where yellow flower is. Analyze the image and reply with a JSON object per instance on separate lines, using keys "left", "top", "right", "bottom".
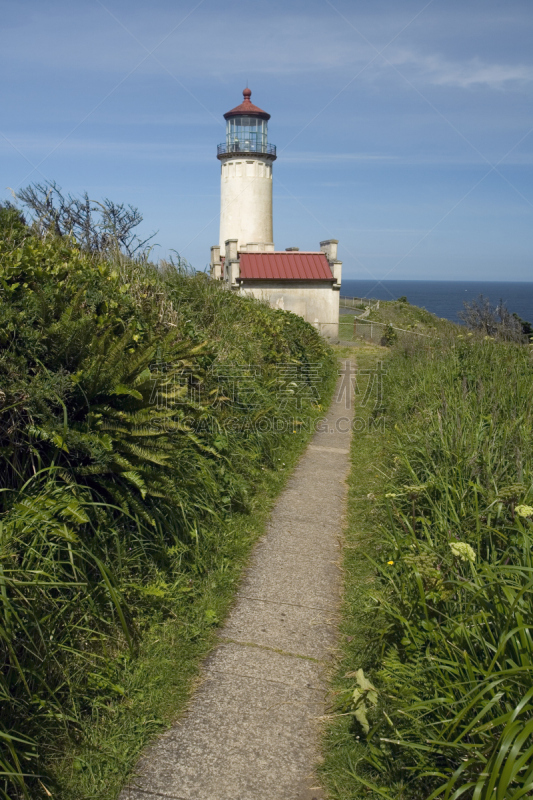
{"left": 387, "top": 560, "right": 394, "bottom": 565}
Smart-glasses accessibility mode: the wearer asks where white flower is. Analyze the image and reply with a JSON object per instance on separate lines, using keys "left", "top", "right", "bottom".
{"left": 515, "top": 504, "right": 533, "bottom": 519}
{"left": 450, "top": 542, "right": 476, "bottom": 563}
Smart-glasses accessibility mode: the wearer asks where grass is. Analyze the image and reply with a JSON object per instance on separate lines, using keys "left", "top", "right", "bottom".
{"left": 321, "top": 341, "right": 391, "bottom": 800}
{"left": 323, "top": 328, "right": 533, "bottom": 799}
{"left": 365, "top": 298, "right": 452, "bottom": 333}
{"left": 337, "top": 301, "right": 454, "bottom": 346}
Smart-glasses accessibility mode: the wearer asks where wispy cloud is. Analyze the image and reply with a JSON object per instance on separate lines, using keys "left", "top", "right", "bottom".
{"left": 6, "top": 4, "right": 532, "bottom": 92}
{"left": 389, "top": 49, "right": 533, "bottom": 88}
{"left": 282, "top": 152, "right": 398, "bottom": 164}
{"left": 284, "top": 150, "right": 533, "bottom": 166}
{"left": 0, "top": 136, "right": 212, "bottom": 163}
{"left": 4, "top": 136, "right": 532, "bottom": 167}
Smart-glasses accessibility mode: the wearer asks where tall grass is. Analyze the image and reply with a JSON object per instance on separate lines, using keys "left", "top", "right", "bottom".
{"left": 0, "top": 226, "right": 336, "bottom": 797}
{"left": 339, "top": 334, "right": 533, "bottom": 800}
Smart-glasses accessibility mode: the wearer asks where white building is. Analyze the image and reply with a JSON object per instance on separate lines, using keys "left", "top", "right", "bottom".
{"left": 210, "top": 88, "right": 342, "bottom": 339}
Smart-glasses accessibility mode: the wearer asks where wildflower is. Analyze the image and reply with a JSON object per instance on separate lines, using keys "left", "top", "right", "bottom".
{"left": 515, "top": 504, "right": 533, "bottom": 519}
{"left": 402, "top": 484, "right": 427, "bottom": 497}
{"left": 387, "top": 560, "right": 394, "bottom": 565}
{"left": 385, "top": 492, "right": 398, "bottom": 498}
{"left": 449, "top": 542, "right": 476, "bottom": 563}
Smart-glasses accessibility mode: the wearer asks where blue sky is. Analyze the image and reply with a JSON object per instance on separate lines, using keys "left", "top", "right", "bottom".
{"left": 2, "top": 0, "right": 532, "bottom": 281}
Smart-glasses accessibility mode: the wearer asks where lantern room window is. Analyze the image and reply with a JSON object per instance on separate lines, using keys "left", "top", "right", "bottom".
{"left": 226, "top": 116, "right": 267, "bottom": 153}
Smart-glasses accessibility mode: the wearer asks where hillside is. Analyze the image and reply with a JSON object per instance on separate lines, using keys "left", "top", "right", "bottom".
{"left": 0, "top": 209, "right": 336, "bottom": 799}
{"left": 338, "top": 298, "right": 458, "bottom": 347}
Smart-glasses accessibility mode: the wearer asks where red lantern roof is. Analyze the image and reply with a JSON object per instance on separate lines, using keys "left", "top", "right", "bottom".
{"left": 223, "top": 88, "right": 271, "bottom": 121}
{"left": 238, "top": 252, "right": 334, "bottom": 281}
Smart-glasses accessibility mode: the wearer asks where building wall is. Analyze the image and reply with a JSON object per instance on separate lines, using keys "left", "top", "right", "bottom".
{"left": 238, "top": 280, "right": 340, "bottom": 339}
{"left": 219, "top": 156, "right": 273, "bottom": 250}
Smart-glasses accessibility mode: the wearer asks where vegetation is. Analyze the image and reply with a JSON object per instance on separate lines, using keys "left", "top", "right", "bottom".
{"left": 323, "top": 329, "right": 533, "bottom": 799}
{"left": 16, "top": 181, "right": 156, "bottom": 257}
{"left": 364, "top": 298, "right": 454, "bottom": 336}
{"left": 0, "top": 203, "right": 335, "bottom": 799}
{"left": 338, "top": 300, "right": 455, "bottom": 347}
{"left": 459, "top": 294, "right": 531, "bottom": 342}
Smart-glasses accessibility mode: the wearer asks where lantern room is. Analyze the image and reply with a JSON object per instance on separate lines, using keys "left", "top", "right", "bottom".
{"left": 217, "top": 88, "right": 276, "bottom": 159}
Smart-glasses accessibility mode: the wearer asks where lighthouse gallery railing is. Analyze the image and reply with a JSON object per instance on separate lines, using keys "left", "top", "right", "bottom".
{"left": 217, "top": 142, "right": 277, "bottom": 157}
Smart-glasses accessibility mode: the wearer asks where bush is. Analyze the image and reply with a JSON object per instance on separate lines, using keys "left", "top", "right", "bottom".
{"left": 381, "top": 323, "right": 397, "bottom": 347}
{"left": 0, "top": 228, "right": 335, "bottom": 798}
{"left": 0, "top": 202, "right": 27, "bottom": 246}
{"left": 458, "top": 294, "right": 525, "bottom": 342}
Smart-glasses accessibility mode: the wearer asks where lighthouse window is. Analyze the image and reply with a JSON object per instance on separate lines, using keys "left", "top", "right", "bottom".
{"left": 227, "top": 116, "right": 267, "bottom": 153}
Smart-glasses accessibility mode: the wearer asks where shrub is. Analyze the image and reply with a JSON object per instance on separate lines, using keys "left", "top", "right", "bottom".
{"left": 0, "top": 228, "right": 335, "bottom": 798}
{"left": 381, "top": 323, "right": 397, "bottom": 346}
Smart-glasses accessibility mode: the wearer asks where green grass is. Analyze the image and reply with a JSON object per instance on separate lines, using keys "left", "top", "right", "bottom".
{"left": 322, "top": 331, "right": 533, "bottom": 800}
{"left": 338, "top": 301, "right": 455, "bottom": 346}
{"left": 368, "top": 299, "right": 454, "bottom": 335}
{"left": 321, "top": 342, "right": 391, "bottom": 800}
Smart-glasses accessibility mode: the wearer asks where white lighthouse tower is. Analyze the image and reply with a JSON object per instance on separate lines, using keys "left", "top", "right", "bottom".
{"left": 210, "top": 89, "right": 276, "bottom": 276}
{"left": 210, "top": 88, "right": 342, "bottom": 340}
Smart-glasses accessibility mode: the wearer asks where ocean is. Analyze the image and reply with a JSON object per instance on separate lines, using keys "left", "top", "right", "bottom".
{"left": 340, "top": 280, "right": 533, "bottom": 325}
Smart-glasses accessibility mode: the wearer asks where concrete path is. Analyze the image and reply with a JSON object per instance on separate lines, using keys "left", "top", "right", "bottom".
{"left": 120, "top": 361, "right": 355, "bottom": 800}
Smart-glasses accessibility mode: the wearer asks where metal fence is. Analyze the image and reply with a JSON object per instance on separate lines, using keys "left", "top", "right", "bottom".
{"left": 339, "top": 296, "right": 380, "bottom": 310}
{"left": 337, "top": 317, "right": 436, "bottom": 344}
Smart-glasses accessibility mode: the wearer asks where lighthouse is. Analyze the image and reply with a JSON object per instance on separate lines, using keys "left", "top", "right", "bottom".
{"left": 210, "top": 88, "right": 342, "bottom": 340}
{"left": 217, "top": 88, "right": 276, "bottom": 253}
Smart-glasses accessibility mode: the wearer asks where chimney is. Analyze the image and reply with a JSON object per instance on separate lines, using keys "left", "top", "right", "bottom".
{"left": 320, "top": 239, "right": 338, "bottom": 262}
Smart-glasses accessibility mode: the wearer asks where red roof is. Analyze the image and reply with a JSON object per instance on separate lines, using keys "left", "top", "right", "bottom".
{"left": 224, "top": 88, "right": 270, "bottom": 121}
{"left": 239, "top": 252, "right": 334, "bottom": 281}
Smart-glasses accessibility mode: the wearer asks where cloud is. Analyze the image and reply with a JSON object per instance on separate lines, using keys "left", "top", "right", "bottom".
{"left": 282, "top": 150, "right": 533, "bottom": 166}
{"left": 281, "top": 152, "right": 398, "bottom": 164}
{"left": 389, "top": 49, "right": 533, "bottom": 88}
{"left": 95, "top": 111, "right": 219, "bottom": 127}
{"left": 0, "top": 136, "right": 212, "bottom": 163}
{"left": 3, "top": 3, "right": 532, "bottom": 97}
